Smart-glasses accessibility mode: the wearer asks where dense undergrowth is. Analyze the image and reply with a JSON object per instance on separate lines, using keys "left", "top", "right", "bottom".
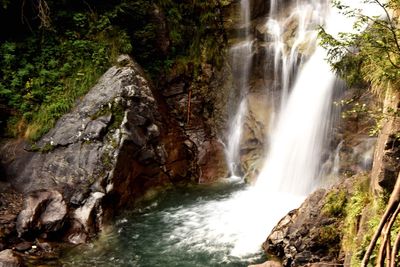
{"left": 0, "top": 0, "right": 229, "bottom": 141}
{"left": 320, "top": 1, "right": 400, "bottom": 264}
{"left": 322, "top": 175, "right": 399, "bottom": 266}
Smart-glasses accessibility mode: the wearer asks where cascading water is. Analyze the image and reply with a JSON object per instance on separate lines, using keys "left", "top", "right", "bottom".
{"left": 256, "top": 47, "right": 335, "bottom": 195}
{"left": 228, "top": 0, "right": 338, "bottom": 254}
{"left": 61, "top": 1, "right": 380, "bottom": 266}
{"left": 266, "top": 1, "right": 328, "bottom": 109}
{"left": 225, "top": 0, "right": 253, "bottom": 177}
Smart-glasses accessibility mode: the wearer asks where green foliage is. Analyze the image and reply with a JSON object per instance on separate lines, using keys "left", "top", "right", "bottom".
{"left": 323, "top": 189, "right": 348, "bottom": 218}
{"left": 319, "top": 0, "right": 400, "bottom": 95}
{"left": 154, "top": 0, "right": 227, "bottom": 77}
{"left": 0, "top": 0, "right": 9, "bottom": 9}
{"left": 0, "top": 2, "right": 132, "bottom": 140}
{"left": 318, "top": 225, "right": 342, "bottom": 253}
{"left": 342, "top": 178, "right": 371, "bottom": 254}
{"left": 336, "top": 176, "right": 394, "bottom": 267}
{"left": 0, "top": 0, "right": 227, "bottom": 140}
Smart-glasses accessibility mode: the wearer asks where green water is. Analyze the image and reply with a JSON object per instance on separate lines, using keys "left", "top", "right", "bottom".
{"left": 62, "top": 181, "right": 267, "bottom": 267}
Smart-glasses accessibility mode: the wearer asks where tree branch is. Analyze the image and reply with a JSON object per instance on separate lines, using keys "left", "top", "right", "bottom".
{"left": 391, "top": 230, "right": 400, "bottom": 267}
{"left": 373, "top": 0, "right": 400, "bottom": 56}
{"left": 361, "top": 172, "right": 400, "bottom": 267}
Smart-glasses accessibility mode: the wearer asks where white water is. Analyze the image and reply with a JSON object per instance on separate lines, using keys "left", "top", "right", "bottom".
{"left": 332, "top": 140, "right": 344, "bottom": 178}
{"left": 171, "top": 0, "right": 340, "bottom": 258}
{"left": 256, "top": 47, "right": 335, "bottom": 195}
{"left": 155, "top": 0, "right": 384, "bottom": 261}
{"left": 126, "top": 0, "right": 383, "bottom": 263}
{"left": 226, "top": 98, "right": 247, "bottom": 177}
{"left": 267, "top": 1, "right": 328, "bottom": 109}
{"left": 225, "top": 0, "right": 253, "bottom": 177}
{"left": 225, "top": 0, "right": 337, "bottom": 256}
{"left": 144, "top": 0, "right": 385, "bottom": 262}
{"left": 64, "top": 1, "right": 387, "bottom": 266}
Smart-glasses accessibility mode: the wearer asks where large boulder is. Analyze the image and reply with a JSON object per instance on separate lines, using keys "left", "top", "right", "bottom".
{"left": 1, "top": 55, "right": 198, "bottom": 243}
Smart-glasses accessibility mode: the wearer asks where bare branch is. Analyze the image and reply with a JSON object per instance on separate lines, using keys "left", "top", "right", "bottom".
{"left": 391, "top": 230, "right": 400, "bottom": 267}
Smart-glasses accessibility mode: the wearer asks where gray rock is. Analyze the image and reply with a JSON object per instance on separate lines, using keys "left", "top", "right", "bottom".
{"left": 3, "top": 55, "right": 198, "bottom": 245}
{"left": 0, "top": 249, "right": 21, "bottom": 267}
{"left": 73, "top": 192, "right": 104, "bottom": 235}
{"left": 13, "top": 242, "right": 31, "bottom": 252}
{"left": 84, "top": 115, "right": 112, "bottom": 140}
{"left": 16, "top": 190, "right": 67, "bottom": 237}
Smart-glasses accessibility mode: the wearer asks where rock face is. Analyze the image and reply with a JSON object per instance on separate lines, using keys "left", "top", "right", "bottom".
{"left": 1, "top": 55, "right": 198, "bottom": 244}
{"left": 264, "top": 189, "right": 343, "bottom": 266}
{"left": 240, "top": 92, "right": 272, "bottom": 181}
{"left": 371, "top": 92, "right": 400, "bottom": 193}
{"left": 16, "top": 190, "right": 67, "bottom": 238}
{"left": 0, "top": 185, "right": 23, "bottom": 251}
{"left": 198, "top": 139, "right": 228, "bottom": 183}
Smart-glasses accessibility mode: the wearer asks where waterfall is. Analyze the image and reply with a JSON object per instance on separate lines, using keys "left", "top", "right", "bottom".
{"left": 255, "top": 47, "right": 335, "bottom": 195}
{"left": 232, "top": 0, "right": 338, "bottom": 255}
{"left": 225, "top": 0, "right": 253, "bottom": 177}
{"left": 266, "top": 1, "right": 328, "bottom": 109}
{"left": 230, "top": 0, "right": 383, "bottom": 256}
{"left": 62, "top": 1, "right": 387, "bottom": 266}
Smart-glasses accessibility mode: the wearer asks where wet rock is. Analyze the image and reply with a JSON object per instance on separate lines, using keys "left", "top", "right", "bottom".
{"left": 240, "top": 92, "right": 273, "bottom": 181}
{"left": 0, "top": 189, "right": 23, "bottom": 249}
{"left": 198, "top": 140, "right": 229, "bottom": 183}
{"left": 36, "top": 240, "right": 53, "bottom": 252}
{"left": 72, "top": 192, "right": 104, "bottom": 236}
{"left": 264, "top": 189, "right": 343, "bottom": 266}
{"left": 13, "top": 242, "right": 31, "bottom": 252}
{"left": 376, "top": 132, "right": 400, "bottom": 192}
{"left": 255, "top": 20, "right": 269, "bottom": 41}
{"left": 222, "top": 0, "right": 269, "bottom": 34}
{"left": 163, "top": 82, "right": 185, "bottom": 97}
{"left": 16, "top": 190, "right": 67, "bottom": 238}
{"left": 65, "top": 220, "right": 87, "bottom": 245}
{"left": 0, "top": 249, "right": 22, "bottom": 267}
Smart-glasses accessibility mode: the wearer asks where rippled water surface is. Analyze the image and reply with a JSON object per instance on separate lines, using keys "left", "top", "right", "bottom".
{"left": 62, "top": 181, "right": 269, "bottom": 267}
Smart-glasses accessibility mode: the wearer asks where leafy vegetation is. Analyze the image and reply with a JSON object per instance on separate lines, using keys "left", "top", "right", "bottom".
{"left": 0, "top": 1, "right": 132, "bottom": 140}
{"left": 319, "top": 1, "right": 400, "bottom": 265}
{"left": 319, "top": 0, "right": 400, "bottom": 95}
{"left": 323, "top": 189, "right": 347, "bottom": 218}
{"left": 0, "top": 0, "right": 228, "bottom": 141}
